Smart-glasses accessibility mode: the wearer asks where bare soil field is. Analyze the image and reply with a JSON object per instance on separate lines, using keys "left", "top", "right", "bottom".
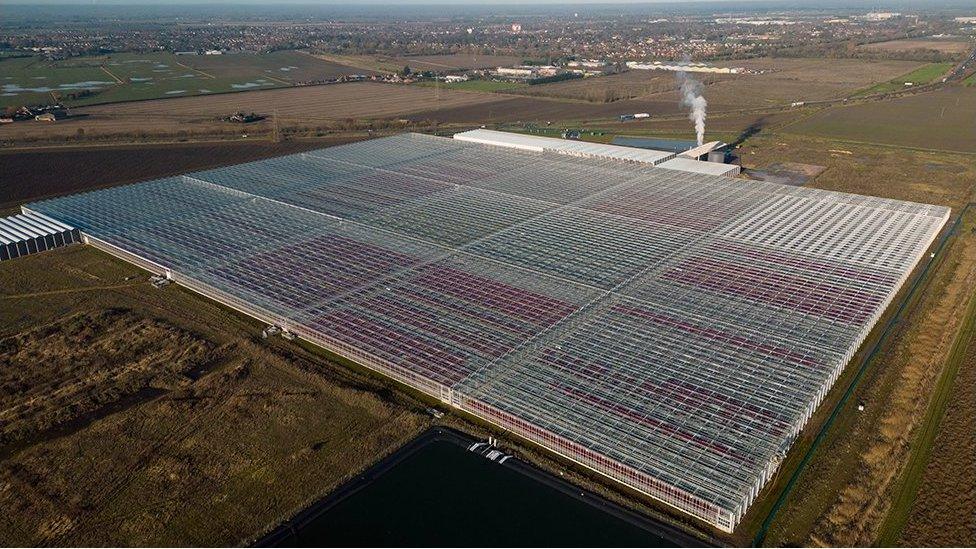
{"left": 0, "top": 246, "right": 430, "bottom": 545}
{"left": 411, "top": 94, "right": 681, "bottom": 124}
{"left": 0, "top": 82, "right": 501, "bottom": 143}
{"left": 640, "top": 58, "right": 925, "bottom": 110}
{"left": 733, "top": 133, "right": 976, "bottom": 546}
{"left": 860, "top": 38, "right": 974, "bottom": 55}
{"left": 898, "top": 300, "right": 976, "bottom": 546}
{"left": 784, "top": 86, "right": 976, "bottom": 153}
{"left": 0, "top": 139, "right": 348, "bottom": 209}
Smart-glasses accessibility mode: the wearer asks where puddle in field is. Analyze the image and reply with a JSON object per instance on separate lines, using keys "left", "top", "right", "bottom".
{"left": 165, "top": 89, "right": 187, "bottom": 95}
{"left": 3, "top": 81, "right": 114, "bottom": 93}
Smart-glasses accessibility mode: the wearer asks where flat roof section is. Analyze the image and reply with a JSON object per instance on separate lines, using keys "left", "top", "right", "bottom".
{"left": 453, "top": 129, "right": 675, "bottom": 165}
{"left": 658, "top": 156, "right": 741, "bottom": 177}
{"left": 25, "top": 133, "right": 950, "bottom": 532}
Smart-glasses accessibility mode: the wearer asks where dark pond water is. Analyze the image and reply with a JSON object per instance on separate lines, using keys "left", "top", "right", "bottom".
{"left": 270, "top": 439, "right": 674, "bottom": 547}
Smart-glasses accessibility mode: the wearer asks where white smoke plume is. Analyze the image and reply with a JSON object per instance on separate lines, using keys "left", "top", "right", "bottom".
{"left": 677, "top": 68, "right": 707, "bottom": 146}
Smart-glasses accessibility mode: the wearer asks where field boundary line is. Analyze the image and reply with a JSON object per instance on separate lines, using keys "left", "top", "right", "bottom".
{"left": 751, "top": 202, "right": 971, "bottom": 547}
{"left": 876, "top": 222, "right": 976, "bottom": 546}
{"left": 175, "top": 60, "right": 215, "bottom": 79}
{"left": 0, "top": 280, "right": 142, "bottom": 300}
{"left": 99, "top": 65, "right": 124, "bottom": 84}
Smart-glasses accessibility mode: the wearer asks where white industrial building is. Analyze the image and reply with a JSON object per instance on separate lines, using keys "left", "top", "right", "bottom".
{"left": 454, "top": 130, "right": 740, "bottom": 176}
{"left": 453, "top": 129, "right": 675, "bottom": 165}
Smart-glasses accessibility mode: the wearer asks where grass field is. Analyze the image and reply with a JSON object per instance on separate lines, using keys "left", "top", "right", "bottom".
{"left": 859, "top": 38, "right": 974, "bottom": 55}
{"left": 511, "top": 70, "right": 683, "bottom": 103}
{"left": 635, "top": 58, "right": 926, "bottom": 110}
{"left": 417, "top": 79, "right": 526, "bottom": 92}
{"left": 1, "top": 51, "right": 371, "bottom": 108}
{"left": 880, "top": 254, "right": 976, "bottom": 545}
{"left": 853, "top": 63, "right": 954, "bottom": 96}
{"left": 898, "top": 275, "right": 976, "bottom": 546}
{"left": 783, "top": 86, "right": 976, "bottom": 153}
{"left": 0, "top": 245, "right": 430, "bottom": 545}
{"left": 0, "top": 56, "right": 116, "bottom": 108}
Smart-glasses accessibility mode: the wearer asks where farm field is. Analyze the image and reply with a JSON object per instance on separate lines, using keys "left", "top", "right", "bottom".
{"left": 853, "top": 63, "right": 954, "bottom": 96}
{"left": 1, "top": 51, "right": 370, "bottom": 108}
{"left": 0, "top": 139, "right": 354, "bottom": 209}
{"left": 639, "top": 58, "right": 926, "bottom": 110}
{"left": 860, "top": 38, "right": 974, "bottom": 55}
{"left": 408, "top": 94, "right": 680, "bottom": 124}
{"left": 784, "top": 86, "right": 976, "bottom": 153}
{"left": 182, "top": 50, "right": 374, "bottom": 83}
{"left": 510, "top": 70, "right": 690, "bottom": 103}
{"left": 0, "top": 55, "right": 116, "bottom": 108}
{"left": 0, "top": 82, "right": 505, "bottom": 143}
{"left": 417, "top": 79, "right": 526, "bottom": 92}
{"left": 310, "top": 53, "right": 521, "bottom": 73}
{"left": 0, "top": 245, "right": 430, "bottom": 546}
{"left": 1, "top": 81, "right": 680, "bottom": 145}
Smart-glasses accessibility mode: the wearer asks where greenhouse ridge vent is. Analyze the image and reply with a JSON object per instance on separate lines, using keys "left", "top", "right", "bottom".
{"left": 24, "top": 132, "right": 950, "bottom": 532}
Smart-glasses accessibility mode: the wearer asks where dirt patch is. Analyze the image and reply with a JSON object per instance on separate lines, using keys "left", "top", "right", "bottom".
{"left": 0, "top": 139, "right": 348, "bottom": 209}
{"left": 0, "top": 246, "right": 429, "bottom": 546}
{"left": 745, "top": 162, "right": 826, "bottom": 186}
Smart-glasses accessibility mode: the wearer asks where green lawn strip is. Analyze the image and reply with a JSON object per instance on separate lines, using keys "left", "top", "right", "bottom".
{"left": 876, "top": 230, "right": 976, "bottom": 546}
{"left": 852, "top": 63, "right": 953, "bottom": 96}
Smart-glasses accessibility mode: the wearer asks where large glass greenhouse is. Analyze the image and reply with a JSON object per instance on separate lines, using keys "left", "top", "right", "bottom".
{"left": 24, "top": 133, "right": 950, "bottom": 532}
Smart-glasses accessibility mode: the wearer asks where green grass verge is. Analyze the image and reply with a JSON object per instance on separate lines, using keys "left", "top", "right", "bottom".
{"left": 876, "top": 214, "right": 976, "bottom": 545}
{"left": 853, "top": 63, "right": 953, "bottom": 96}
{"left": 963, "top": 72, "right": 976, "bottom": 87}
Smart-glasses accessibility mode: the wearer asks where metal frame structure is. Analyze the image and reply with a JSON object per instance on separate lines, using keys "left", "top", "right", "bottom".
{"left": 24, "top": 133, "right": 950, "bottom": 532}
{"left": 0, "top": 212, "right": 79, "bottom": 261}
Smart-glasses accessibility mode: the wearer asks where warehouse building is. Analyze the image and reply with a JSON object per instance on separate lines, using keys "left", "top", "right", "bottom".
{"left": 453, "top": 129, "right": 675, "bottom": 165}
{"left": 24, "top": 133, "right": 949, "bottom": 532}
